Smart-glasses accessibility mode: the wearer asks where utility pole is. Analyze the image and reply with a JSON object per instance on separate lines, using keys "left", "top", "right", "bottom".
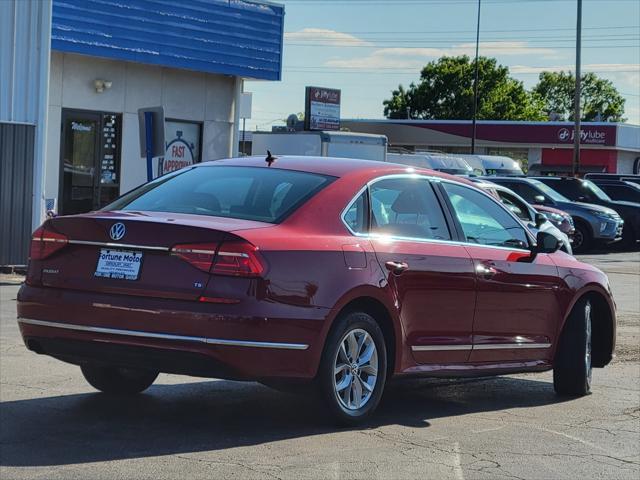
{"left": 471, "top": 0, "right": 481, "bottom": 154}
{"left": 572, "top": 0, "right": 583, "bottom": 176}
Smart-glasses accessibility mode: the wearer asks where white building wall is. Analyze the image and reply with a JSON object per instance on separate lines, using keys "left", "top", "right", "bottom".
{"left": 617, "top": 151, "right": 640, "bottom": 174}
{"left": 45, "top": 52, "right": 239, "bottom": 200}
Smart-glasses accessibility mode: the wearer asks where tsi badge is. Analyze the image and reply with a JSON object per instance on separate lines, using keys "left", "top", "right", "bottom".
{"left": 109, "top": 222, "right": 126, "bottom": 241}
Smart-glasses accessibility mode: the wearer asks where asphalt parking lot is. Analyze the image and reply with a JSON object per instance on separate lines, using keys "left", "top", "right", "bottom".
{"left": 1, "top": 252, "right": 638, "bottom": 480}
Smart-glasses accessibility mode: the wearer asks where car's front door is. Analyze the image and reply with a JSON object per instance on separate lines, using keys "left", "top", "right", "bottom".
{"left": 439, "top": 182, "right": 563, "bottom": 364}
{"left": 363, "top": 176, "right": 477, "bottom": 365}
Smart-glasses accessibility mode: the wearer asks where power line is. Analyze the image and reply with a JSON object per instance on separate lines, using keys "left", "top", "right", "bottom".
{"left": 286, "top": 43, "right": 639, "bottom": 49}
{"left": 284, "top": 25, "right": 639, "bottom": 35}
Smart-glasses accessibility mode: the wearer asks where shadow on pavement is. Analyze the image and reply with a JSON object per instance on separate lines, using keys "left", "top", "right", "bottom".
{"left": 0, "top": 374, "right": 571, "bottom": 467}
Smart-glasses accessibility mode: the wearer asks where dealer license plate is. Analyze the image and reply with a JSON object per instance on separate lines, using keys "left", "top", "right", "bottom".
{"left": 94, "top": 249, "right": 143, "bottom": 281}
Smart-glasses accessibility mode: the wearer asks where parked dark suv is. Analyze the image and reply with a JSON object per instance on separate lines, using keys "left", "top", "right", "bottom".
{"left": 533, "top": 177, "right": 640, "bottom": 249}
{"left": 584, "top": 175, "right": 640, "bottom": 204}
{"left": 489, "top": 177, "right": 623, "bottom": 252}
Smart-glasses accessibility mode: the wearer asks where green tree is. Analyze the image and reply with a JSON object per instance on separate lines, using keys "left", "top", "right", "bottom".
{"left": 383, "top": 55, "right": 546, "bottom": 121}
{"left": 533, "top": 71, "right": 626, "bottom": 122}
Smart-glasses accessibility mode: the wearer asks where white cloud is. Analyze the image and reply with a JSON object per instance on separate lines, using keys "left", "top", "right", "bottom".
{"left": 324, "top": 41, "right": 559, "bottom": 69}
{"left": 285, "top": 28, "right": 373, "bottom": 47}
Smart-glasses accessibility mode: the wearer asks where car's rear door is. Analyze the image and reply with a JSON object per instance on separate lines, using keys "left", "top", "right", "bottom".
{"left": 364, "top": 176, "right": 477, "bottom": 364}
{"left": 438, "top": 182, "right": 563, "bottom": 364}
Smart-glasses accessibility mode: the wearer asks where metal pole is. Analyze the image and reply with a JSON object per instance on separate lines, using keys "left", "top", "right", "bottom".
{"left": 144, "top": 111, "right": 154, "bottom": 182}
{"left": 242, "top": 118, "right": 246, "bottom": 156}
{"left": 572, "top": 0, "right": 583, "bottom": 177}
{"left": 471, "top": 0, "right": 481, "bottom": 154}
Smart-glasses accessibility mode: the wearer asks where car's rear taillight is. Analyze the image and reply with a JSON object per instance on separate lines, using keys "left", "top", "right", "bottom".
{"left": 211, "top": 241, "right": 264, "bottom": 277}
{"left": 170, "top": 243, "right": 219, "bottom": 273}
{"left": 29, "top": 226, "right": 69, "bottom": 260}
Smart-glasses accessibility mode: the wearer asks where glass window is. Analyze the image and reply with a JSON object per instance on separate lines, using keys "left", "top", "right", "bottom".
{"left": 369, "top": 178, "right": 451, "bottom": 240}
{"left": 497, "top": 190, "right": 532, "bottom": 222}
{"left": 442, "top": 183, "right": 529, "bottom": 249}
{"left": 162, "top": 120, "right": 203, "bottom": 175}
{"left": 105, "top": 166, "right": 334, "bottom": 223}
{"left": 583, "top": 180, "right": 612, "bottom": 201}
{"left": 343, "top": 191, "right": 367, "bottom": 234}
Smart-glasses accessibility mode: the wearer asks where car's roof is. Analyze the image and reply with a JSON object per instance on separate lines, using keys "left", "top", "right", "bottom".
{"left": 199, "top": 155, "right": 469, "bottom": 183}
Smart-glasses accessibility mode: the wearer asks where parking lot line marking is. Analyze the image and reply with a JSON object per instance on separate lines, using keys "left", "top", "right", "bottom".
{"left": 453, "top": 442, "right": 465, "bottom": 480}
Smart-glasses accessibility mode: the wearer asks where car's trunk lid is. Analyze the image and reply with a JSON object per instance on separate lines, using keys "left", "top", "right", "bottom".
{"left": 36, "top": 211, "right": 272, "bottom": 300}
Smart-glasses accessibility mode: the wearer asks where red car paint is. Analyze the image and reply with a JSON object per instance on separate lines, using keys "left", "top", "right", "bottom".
{"left": 17, "top": 156, "right": 615, "bottom": 382}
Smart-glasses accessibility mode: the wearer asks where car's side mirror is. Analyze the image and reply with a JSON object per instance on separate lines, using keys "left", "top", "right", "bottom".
{"left": 534, "top": 212, "right": 547, "bottom": 228}
{"left": 534, "top": 195, "right": 546, "bottom": 204}
{"left": 535, "top": 231, "right": 561, "bottom": 254}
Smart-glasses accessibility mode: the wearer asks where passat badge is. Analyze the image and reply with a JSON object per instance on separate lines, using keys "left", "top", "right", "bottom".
{"left": 109, "top": 223, "right": 126, "bottom": 241}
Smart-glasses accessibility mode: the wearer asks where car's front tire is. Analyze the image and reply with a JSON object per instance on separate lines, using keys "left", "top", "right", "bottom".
{"left": 318, "top": 311, "right": 387, "bottom": 426}
{"left": 81, "top": 365, "right": 158, "bottom": 394}
{"left": 572, "top": 221, "right": 592, "bottom": 253}
{"left": 553, "top": 298, "right": 592, "bottom": 396}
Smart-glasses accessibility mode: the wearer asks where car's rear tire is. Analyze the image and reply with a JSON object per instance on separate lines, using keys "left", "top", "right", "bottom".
{"left": 318, "top": 311, "right": 387, "bottom": 426}
{"left": 553, "top": 298, "right": 592, "bottom": 396}
{"left": 572, "top": 221, "right": 592, "bottom": 253}
{"left": 81, "top": 365, "right": 158, "bottom": 394}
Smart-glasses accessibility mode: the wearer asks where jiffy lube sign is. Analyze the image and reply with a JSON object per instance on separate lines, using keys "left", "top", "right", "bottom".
{"left": 556, "top": 127, "right": 609, "bottom": 145}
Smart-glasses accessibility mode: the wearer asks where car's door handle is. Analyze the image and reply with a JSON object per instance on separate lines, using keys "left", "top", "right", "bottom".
{"left": 385, "top": 261, "right": 409, "bottom": 275}
{"left": 476, "top": 262, "right": 498, "bottom": 278}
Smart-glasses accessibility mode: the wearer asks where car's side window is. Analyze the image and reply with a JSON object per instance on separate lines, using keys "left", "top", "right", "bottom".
{"left": 497, "top": 191, "right": 532, "bottom": 222}
{"left": 442, "top": 183, "right": 529, "bottom": 249}
{"left": 505, "top": 182, "right": 539, "bottom": 204}
{"left": 343, "top": 191, "right": 367, "bottom": 234}
{"left": 369, "top": 178, "right": 451, "bottom": 241}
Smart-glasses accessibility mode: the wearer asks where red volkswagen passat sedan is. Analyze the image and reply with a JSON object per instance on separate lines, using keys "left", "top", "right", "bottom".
{"left": 18, "top": 156, "right": 616, "bottom": 424}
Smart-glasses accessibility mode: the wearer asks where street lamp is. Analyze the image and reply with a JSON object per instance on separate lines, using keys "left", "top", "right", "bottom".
{"left": 573, "top": 0, "right": 583, "bottom": 176}
{"left": 471, "top": 0, "right": 481, "bottom": 154}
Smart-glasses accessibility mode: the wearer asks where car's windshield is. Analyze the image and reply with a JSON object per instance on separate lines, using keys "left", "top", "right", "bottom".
{"left": 583, "top": 180, "right": 613, "bottom": 202}
{"left": 528, "top": 180, "right": 571, "bottom": 202}
{"left": 104, "top": 166, "right": 335, "bottom": 223}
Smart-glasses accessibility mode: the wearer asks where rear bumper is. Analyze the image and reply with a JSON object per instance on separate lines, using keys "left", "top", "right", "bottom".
{"left": 17, "top": 284, "right": 328, "bottom": 380}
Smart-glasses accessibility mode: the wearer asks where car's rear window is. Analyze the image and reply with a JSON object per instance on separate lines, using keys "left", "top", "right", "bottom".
{"left": 104, "top": 166, "right": 335, "bottom": 223}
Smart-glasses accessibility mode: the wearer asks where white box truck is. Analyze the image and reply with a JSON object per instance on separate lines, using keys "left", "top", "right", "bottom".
{"left": 251, "top": 131, "right": 388, "bottom": 161}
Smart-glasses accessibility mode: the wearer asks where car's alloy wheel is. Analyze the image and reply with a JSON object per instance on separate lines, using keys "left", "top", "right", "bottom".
{"left": 333, "top": 328, "right": 379, "bottom": 411}
{"left": 553, "top": 298, "right": 593, "bottom": 396}
{"left": 319, "top": 311, "right": 387, "bottom": 425}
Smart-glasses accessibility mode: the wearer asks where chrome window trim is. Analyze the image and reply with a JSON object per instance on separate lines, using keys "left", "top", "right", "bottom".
{"left": 411, "top": 342, "right": 551, "bottom": 352}
{"left": 339, "top": 173, "right": 532, "bottom": 254}
{"left": 68, "top": 240, "right": 169, "bottom": 252}
{"left": 18, "top": 318, "right": 309, "bottom": 350}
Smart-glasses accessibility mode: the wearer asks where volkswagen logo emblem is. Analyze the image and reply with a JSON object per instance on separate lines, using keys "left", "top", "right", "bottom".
{"left": 109, "top": 223, "right": 126, "bottom": 241}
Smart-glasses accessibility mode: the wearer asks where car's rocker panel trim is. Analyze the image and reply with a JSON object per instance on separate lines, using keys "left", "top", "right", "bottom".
{"left": 17, "top": 318, "right": 309, "bottom": 350}
{"left": 411, "top": 342, "right": 551, "bottom": 351}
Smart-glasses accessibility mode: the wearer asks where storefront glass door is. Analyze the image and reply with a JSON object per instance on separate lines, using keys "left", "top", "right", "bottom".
{"left": 60, "top": 110, "right": 121, "bottom": 215}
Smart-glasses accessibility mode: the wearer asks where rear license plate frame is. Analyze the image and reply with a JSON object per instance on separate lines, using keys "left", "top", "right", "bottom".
{"left": 94, "top": 248, "right": 144, "bottom": 281}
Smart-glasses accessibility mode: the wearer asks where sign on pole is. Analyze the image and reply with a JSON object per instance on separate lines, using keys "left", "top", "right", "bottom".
{"left": 138, "top": 107, "right": 165, "bottom": 181}
{"left": 304, "top": 86, "right": 341, "bottom": 131}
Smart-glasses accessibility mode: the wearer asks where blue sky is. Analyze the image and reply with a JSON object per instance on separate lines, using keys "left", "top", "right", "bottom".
{"left": 245, "top": 0, "right": 640, "bottom": 129}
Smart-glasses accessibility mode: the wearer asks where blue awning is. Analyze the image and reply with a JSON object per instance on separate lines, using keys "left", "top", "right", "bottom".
{"left": 52, "top": 0, "right": 284, "bottom": 81}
